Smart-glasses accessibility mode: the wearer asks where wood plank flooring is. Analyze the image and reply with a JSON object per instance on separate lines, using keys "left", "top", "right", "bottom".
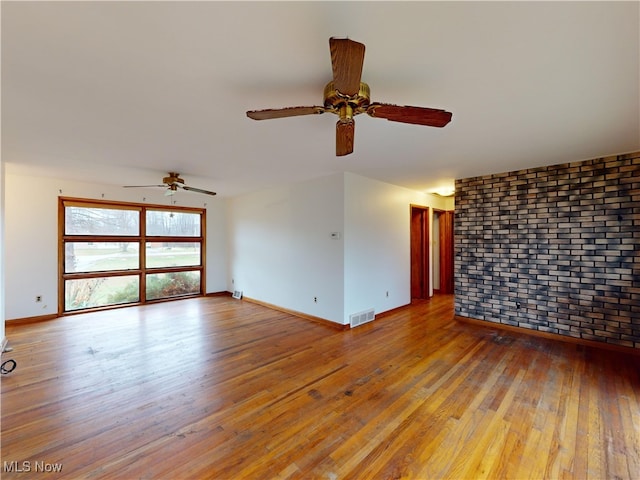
{"left": 2, "top": 295, "right": 639, "bottom": 479}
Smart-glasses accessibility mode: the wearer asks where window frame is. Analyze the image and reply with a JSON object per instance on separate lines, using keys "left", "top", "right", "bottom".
{"left": 59, "top": 197, "right": 206, "bottom": 314}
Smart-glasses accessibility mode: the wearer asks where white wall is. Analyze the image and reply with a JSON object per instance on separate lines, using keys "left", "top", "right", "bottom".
{"left": 4, "top": 170, "right": 452, "bottom": 328}
{"left": 227, "top": 173, "right": 345, "bottom": 323}
{"left": 4, "top": 173, "right": 227, "bottom": 320}
{"left": 343, "top": 172, "right": 449, "bottom": 324}
{"left": 228, "top": 171, "right": 451, "bottom": 326}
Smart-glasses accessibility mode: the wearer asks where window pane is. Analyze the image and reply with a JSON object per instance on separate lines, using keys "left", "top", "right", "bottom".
{"left": 146, "top": 271, "right": 200, "bottom": 300}
{"left": 65, "top": 276, "right": 140, "bottom": 311}
{"left": 146, "top": 210, "right": 200, "bottom": 237}
{"left": 146, "top": 242, "right": 201, "bottom": 268}
{"left": 65, "top": 242, "right": 139, "bottom": 273}
{"left": 65, "top": 206, "right": 139, "bottom": 235}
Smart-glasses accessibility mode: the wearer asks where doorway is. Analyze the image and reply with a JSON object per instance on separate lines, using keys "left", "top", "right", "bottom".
{"left": 433, "top": 210, "right": 455, "bottom": 294}
{"left": 410, "top": 205, "right": 430, "bottom": 299}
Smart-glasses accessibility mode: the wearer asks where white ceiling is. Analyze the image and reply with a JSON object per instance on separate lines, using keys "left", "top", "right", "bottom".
{"left": 2, "top": 1, "right": 639, "bottom": 198}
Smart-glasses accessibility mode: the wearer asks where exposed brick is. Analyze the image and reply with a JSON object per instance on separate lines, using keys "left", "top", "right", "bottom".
{"left": 454, "top": 151, "right": 640, "bottom": 349}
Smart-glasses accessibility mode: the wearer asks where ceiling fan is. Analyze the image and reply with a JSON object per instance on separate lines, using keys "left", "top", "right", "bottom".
{"left": 124, "top": 172, "right": 216, "bottom": 196}
{"left": 246, "top": 37, "right": 453, "bottom": 156}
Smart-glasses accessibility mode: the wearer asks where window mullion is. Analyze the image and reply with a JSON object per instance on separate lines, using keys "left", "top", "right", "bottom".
{"left": 141, "top": 207, "right": 147, "bottom": 303}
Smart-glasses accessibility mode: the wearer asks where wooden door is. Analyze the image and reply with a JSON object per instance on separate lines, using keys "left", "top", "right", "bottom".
{"left": 410, "top": 206, "right": 430, "bottom": 299}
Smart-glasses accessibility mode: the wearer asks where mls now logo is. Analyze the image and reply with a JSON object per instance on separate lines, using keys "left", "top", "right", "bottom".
{"left": 4, "top": 460, "right": 63, "bottom": 473}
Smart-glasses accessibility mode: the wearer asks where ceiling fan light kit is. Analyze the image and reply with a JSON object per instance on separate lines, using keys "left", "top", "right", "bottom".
{"left": 247, "top": 37, "right": 453, "bottom": 156}
{"left": 432, "top": 186, "right": 456, "bottom": 197}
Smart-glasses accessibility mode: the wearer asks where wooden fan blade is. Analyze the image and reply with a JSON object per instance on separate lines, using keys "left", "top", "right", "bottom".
{"left": 329, "top": 38, "right": 365, "bottom": 97}
{"left": 336, "top": 120, "right": 355, "bottom": 156}
{"left": 367, "top": 103, "right": 452, "bottom": 127}
{"left": 123, "top": 184, "right": 166, "bottom": 188}
{"left": 246, "top": 106, "right": 325, "bottom": 120}
{"left": 181, "top": 185, "right": 217, "bottom": 196}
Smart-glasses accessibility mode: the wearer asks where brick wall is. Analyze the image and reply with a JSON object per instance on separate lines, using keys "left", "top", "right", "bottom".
{"left": 454, "top": 151, "right": 640, "bottom": 348}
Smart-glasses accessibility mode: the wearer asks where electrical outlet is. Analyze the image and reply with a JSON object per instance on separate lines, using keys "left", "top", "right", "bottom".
{"left": 36, "top": 295, "right": 42, "bottom": 302}
{"left": 314, "top": 297, "right": 317, "bottom": 303}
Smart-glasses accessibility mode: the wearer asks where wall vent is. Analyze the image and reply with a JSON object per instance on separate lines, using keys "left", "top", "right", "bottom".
{"left": 350, "top": 308, "right": 375, "bottom": 328}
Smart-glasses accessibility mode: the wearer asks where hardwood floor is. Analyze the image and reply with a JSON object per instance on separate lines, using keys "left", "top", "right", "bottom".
{"left": 2, "top": 295, "right": 639, "bottom": 479}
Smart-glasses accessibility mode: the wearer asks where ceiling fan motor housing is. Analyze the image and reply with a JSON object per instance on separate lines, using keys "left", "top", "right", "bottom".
{"left": 163, "top": 173, "right": 184, "bottom": 185}
{"left": 323, "top": 81, "right": 371, "bottom": 122}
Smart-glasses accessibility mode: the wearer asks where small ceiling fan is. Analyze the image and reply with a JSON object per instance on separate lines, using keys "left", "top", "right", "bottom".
{"left": 246, "top": 37, "right": 453, "bottom": 156}
{"left": 124, "top": 172, "right": 216, "bottom": 196}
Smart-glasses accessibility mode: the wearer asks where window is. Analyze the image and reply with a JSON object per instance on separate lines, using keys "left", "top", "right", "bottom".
{"left": 59, "top": 198, "right": 205, "bottom": 313}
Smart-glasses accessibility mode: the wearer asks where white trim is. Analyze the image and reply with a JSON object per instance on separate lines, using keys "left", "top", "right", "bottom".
{"left": 1, "top": 336, "right": 8, "bottom": 354}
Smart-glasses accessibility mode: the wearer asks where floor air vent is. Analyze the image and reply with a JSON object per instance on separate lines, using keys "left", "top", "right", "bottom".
{"left": 350, "top": 308, "right": 375, "bottom": 328}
